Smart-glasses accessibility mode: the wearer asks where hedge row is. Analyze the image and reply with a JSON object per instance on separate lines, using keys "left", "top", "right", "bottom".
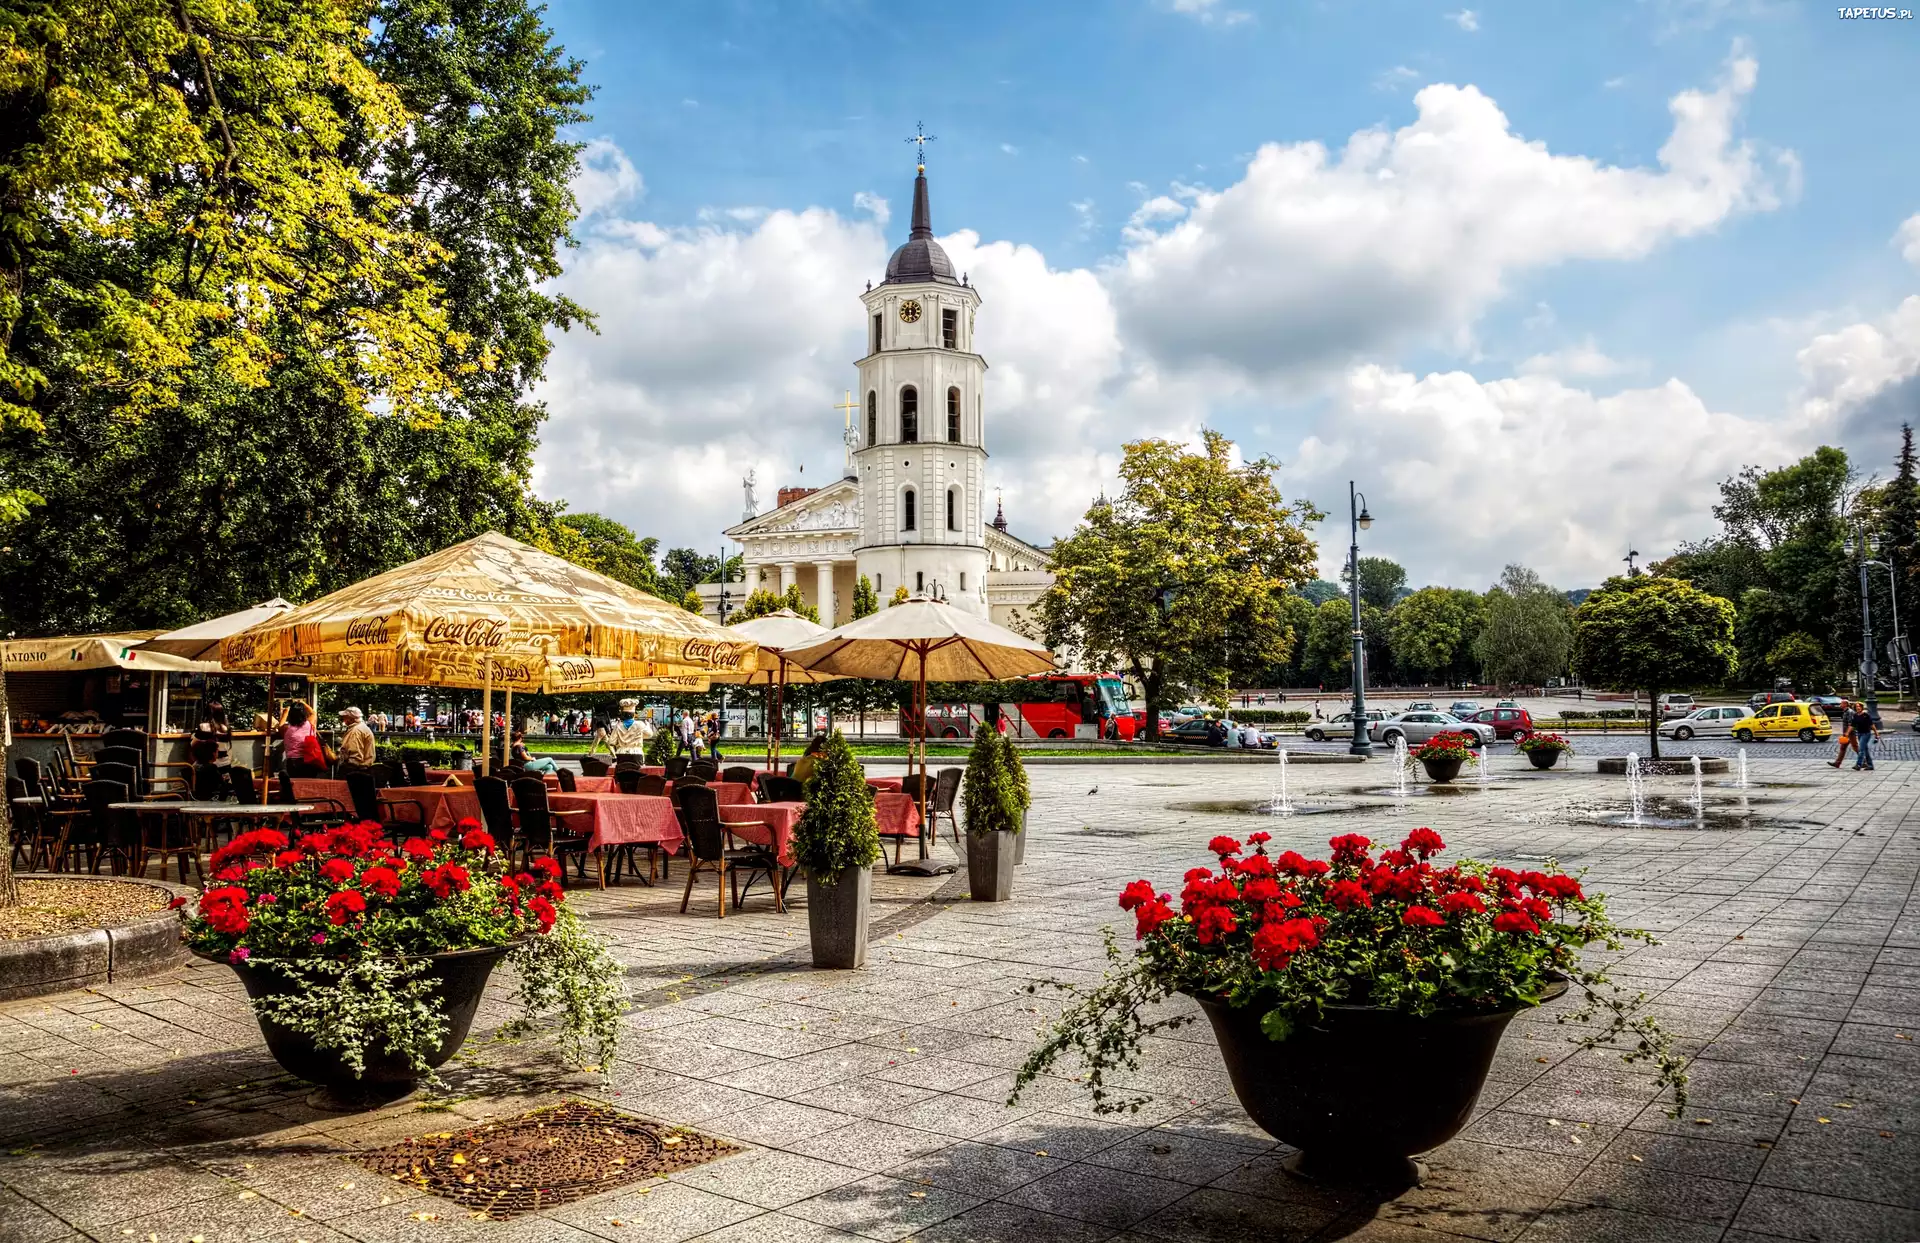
{"left": 1558, "top": 709, "right": 1651, "bottom": 721}
{"left": 1228, "top": 709, "right": 1313, "bottom": 725}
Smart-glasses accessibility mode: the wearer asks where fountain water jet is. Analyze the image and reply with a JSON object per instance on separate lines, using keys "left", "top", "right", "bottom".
{"left": 1736, "top": 748, "right": 1750, "bottom": 790}
{"left": 1268, "top": 747, "right": 1294, "bottom": 814}
{"left": 1392, "top": 736, "right": 1409, "bottom": 797}
{"left": 1690, "top": 755, "right": 1705, "bottom": 821}
{"left": 1624, "top": 752, "right": 1646, "bottom": 825}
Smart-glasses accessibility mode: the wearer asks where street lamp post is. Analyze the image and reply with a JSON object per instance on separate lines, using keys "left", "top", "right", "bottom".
{"left": 1348, "top": 482, "right": 1373, "bottom": 757}
{"left": 1846, "top": 526, "right": 1880, "bottom": 720}
{"left": 1865, "top": 551, "right": 1905, "bottom": 701}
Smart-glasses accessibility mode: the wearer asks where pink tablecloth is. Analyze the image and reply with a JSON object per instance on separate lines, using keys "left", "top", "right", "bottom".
{"left": 554, "top": 793, "right": 685, "bottom": 856}
{"left": 865, "top": 777, "right": 903, "bottom": 792}
{"left": 719, "top": 801, "right": 804, "bottom": 865}
{"left": 875, "top": 792, "right": 921, "bottom": 840}
{"left": 382, "top": 785, "right": 482, "bottom": 832}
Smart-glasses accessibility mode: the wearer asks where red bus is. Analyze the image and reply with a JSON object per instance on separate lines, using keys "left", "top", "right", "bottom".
{"left": 907, "top": 673, "right": 1139, "bottom": 741}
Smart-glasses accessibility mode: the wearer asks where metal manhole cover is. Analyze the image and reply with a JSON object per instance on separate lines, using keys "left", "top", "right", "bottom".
{"left": 352, "top": 1100, "right": 738, "bottom": 1219}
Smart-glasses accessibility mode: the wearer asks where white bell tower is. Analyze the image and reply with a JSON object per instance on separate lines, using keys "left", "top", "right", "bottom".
{"left": 852, "top": 142, "right": 990, "bottom": 615}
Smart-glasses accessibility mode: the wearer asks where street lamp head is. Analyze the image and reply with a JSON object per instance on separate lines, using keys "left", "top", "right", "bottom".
{"left": 1357, "top": 508, "right": 1373, "bottom": 531}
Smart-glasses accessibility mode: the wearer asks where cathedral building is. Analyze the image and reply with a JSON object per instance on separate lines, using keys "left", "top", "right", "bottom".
{"left": 698, "top": 156, "right": 1053, "bottom": 632}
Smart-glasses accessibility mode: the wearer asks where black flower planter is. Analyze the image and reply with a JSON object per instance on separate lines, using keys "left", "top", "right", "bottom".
{"left": 1527, "top": 749, "right": 1563, "bottom": 770}
{"left": 1419, "top": 756, "right": 1465, "bottom": 783}
{"left": 211, "top": 943, "right": 511, "bottom": 1109}
{"left": 1195, "top": 978, "right": 1567, "bottom": 1188}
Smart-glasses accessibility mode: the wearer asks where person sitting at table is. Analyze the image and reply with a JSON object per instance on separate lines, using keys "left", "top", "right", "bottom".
{"left": 280, "top": 701, "right": 329, "bottom": 777}
{"left": 790, "top": 734, "right": 828, "bottom": 786}
{"left": 337, "top": 706, "right": 376, "bottom": 774}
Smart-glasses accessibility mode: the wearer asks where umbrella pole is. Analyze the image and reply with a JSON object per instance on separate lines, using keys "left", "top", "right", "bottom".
{"left": 773, "top": 658, "right": 787, "bottom": 770}
{"left": 918, "top": 648, "right": 930, "bottom": 859}
{"left": 504, "top": 684, "right": 513, "bottom": 763}
{"left": 480, "top": 658, "right": 493, "bottom": 777}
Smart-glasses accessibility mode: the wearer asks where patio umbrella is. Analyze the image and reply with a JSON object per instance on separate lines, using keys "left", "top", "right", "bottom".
{"left": 711, "top": 609, "right": 840, "bottom": 769}
{"left": 783, "top": 596, "right": 1055, "bottom": 855}
{"left": 220, "top": 531, "right": 755, "bottom": 773}
{"left": 4, "top": 631, "right": 223, "bottom": 673}
{"left": 134, "top": 600, "right": 294, "bottom": 661}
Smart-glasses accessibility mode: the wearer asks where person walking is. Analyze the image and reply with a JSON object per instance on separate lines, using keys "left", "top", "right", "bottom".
{"left": 1850, "top": 702, "right": 1881, "bottom": 771}
{"left": 675, "top": 709, "right": 695, "bottom": 756}
{"left": 1829, "top": 701, "right": 1861, "bottom": 768}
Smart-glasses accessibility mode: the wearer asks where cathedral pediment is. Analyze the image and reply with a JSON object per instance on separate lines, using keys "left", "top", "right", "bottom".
{"left": 726, "top": 478, "right": 861, "bottom": 540}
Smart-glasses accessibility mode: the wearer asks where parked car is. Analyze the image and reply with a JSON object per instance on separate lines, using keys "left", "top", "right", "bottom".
{"left": 1466, "top": 706, "right": 1534, "bottom": 740}
{"left": 1406, "top": 702, "right": 1439, "bottom": 713}
{"left": 1657, "top": 694, "right": 1697, "bottom": 720}
{"left": 1164, "top": 718, "right": 1224, "bottom": 746}
{"left": 1733, "top": 701, "right": 1832, "bottom": 743}
{"left": 1303, "top": 710, "right": 1386, "bottom": 743}
{"left": 1803, "top": 695, "right": 1847, "bottom": 718}
{"left": 1660, "top": 705, "right": 1754, "bottom": 740}
{"left": 1748, "top": 690, "right": 1798, "bottom": 709}
{"left": 1447, "top": 701, "right": 1482, "bottom": 718}
{"left": 1369, "top": 711, "right": 1495, "bottom": 748}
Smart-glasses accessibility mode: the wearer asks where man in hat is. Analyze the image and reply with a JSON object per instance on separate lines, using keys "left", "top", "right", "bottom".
{"left": 591, "top": 698, "right": 654, "bottom": 762}
{"left": 338, "top": 706, "right": 377, "bottom": 774}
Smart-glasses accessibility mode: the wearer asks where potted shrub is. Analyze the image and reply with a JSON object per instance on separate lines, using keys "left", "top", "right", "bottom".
{"left": 1516, "top": 731, "right": 1575, "bottom": 770}
{"left": 791, "top": 731, "right": 880, "bottom": 968}
{"left": 1006, "top": 731, "right": 1033, "bottom": 865}
{"left": 643, "top": 726, "right": 674, "bottom": 768}
{"left": 1408, "top": 730, "right": 1477, "bottom": 783}
{"left": 180, "top": 818, "right": 624, "bottom": 1109}
{"left": 1014, "top": 829, "right": 1682, "bottom": 1188}
{"left": 962, "top": 726, "right": 1022, "bottom": 899}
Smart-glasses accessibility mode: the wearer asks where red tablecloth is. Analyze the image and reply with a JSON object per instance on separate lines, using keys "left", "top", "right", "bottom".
{"left": 709, "top": 781, "right": 755, "bottom": 807}
{"left": 554, "top": 792, "right": 685, "bottom": 856}
{"left": 875, "top": 792, "right": 921, "bottom": 840}
{"left": 382, "top": 785, "right": 482, "bottom": 832}
{"left": 865, "top": 776, "right": 903, "bottom": 792}
{"left": 571, "top": 775, "right": 615, "bottom": 793}
{"left": 289, "top": 779, "right": 355, "bottom": 811}
{"left": 719, "top": 801, "right": 804, "bottom": 865}
{"left": 426, "top": 769, "right": 475, "bottom": 786}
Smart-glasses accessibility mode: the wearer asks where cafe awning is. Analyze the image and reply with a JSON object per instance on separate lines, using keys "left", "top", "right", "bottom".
{"left": 3, "top": 632, "right": 225, "bottom": 674}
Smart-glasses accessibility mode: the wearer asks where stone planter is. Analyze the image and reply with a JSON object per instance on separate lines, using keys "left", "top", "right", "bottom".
{"left": 0, "top": 877, "right": 193, "bottom": 1003}
{"left": 966, "top": 830, "right": 1016, "bottom": 901}
{"left": 213, "top": 942, "right": 510, "bottom": 1109}
{"left": 1527, "top": 749, "right": 1564, "bottom": 770}
{"left": 1419, "top": 756, "right": 1465, "bottom": 784}
{"left": 805, "top": 866, "right": 871, "bottom": 969}
{"left": 1195, "top": 977, "right": 1568, "bottom": 1188}
{"left": 1013, "top": 810, "right": 1030, "bottom": 865}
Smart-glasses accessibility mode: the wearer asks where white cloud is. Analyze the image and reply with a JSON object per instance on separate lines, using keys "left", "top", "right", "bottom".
{"left": 1897, "top": 213, "right": 1920, "bottom": 268}
{"left": 853, "top": 191, "right": 890, "bottom": 227}
{"left": 1374, "top": 65, "right": 1421, "bottom": 92}
{"left": 1794, "top": 295, "right": 1920, "bottom": 436}
{"left": 1447, "top": 9, "right": 1479, "bottom": 31}
{"left": 1604, "top": 75, "right": 1629, "bottom": 89}
{"left": 1072, "top": 154, "right": 1091, "bottom": 164}
{"left": 1121, "top": 195, "right": 1189, "bottom": 244}
{"left": 1517, "top": 339, "right": 1630, "bottom": 379}
{"left": 572, "top": 139, "right": 643, "bottom": 218}
{"left": 1165, "top": 0, "right": 1251, "bottom": 25}
{"left": 1107, "top": 48, "right": 1792, "bottom": 379}
{"left": 1001, "top": 143, "right": 1020, "bottom": 156}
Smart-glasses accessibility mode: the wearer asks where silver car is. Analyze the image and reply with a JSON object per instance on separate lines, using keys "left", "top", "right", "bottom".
{"left": 1659, "top": 705, "right": 1753, "bottom": 741}
{"left": 1369, "top": 711, "right": 1495, "bottom": 748}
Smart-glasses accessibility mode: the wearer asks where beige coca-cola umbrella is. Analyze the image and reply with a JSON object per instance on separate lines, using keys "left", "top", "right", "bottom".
{"left": 134, "top": 600, "right": 295, "bottom": 661}
{"left": 783, "top": 596, "right": 1054, "bottom": 850}
{"left": 220, "top": 532, "right": 756, "bottom": 772}
{"left": 711, "top": 609, "right": 840, "bottom": 769}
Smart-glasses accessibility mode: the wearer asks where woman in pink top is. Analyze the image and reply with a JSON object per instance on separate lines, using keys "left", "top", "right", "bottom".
{"left": 280, "top": 701, "right": 328, "bottom": 777}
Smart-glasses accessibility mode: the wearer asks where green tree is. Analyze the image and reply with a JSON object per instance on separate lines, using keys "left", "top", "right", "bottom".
{"left": 1879, "top": 425, "right": 1920, "bottom": 650}
{"left": 659, "top": 549, "right": 720, "bottom": 603}
{"left": 1474, "top": 565, "right": 1572, "bottom": 690}
{"left": 1572, "top": 575, "right": 1738, "bottom": 758}
{"left": 781, "top": 584, "right": 821, "bottom": 623}
{"left": 556, "top": 513, "right": 660, "bottom": 595}
{"left": 1036, "top": 431, "right": 1320, "bottom": 738}
{"left": 1344, "top": 556, "right": 1408, "bottom": 612}
{"left": 888, "top": 586, "right": 910, "bottom": 607}
{"left": 679, "top": 588, "right": 704, "bottom": 615}
{"left": 1306, "top": 597, "right": 1359, "bottom": 679}
{"left": 1766, "top": 631, "right": 1830, "bottom": 690}
{"left": 852, "top": 574, "right": 879, "bottom": 619}
{"left": 1388, "top": 587, "right": 1470, "bottom": 681}
{"left": 731, "top": 589, "right": 789, "bottom": 622}
{"left": 1300, "top": 579, "right": 1344, "bottom": 605}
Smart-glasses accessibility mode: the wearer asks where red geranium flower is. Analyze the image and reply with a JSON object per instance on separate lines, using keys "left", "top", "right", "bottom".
{"left": 1402, "top": 905, "right": 1445, "bottom": 928}
{"left": 1251, "top": 916, "right": 1319, "bottom": 971}
{"left": 1538, "top": 874, "right": 1584, "bottom": 902}
{"left": 1439, "top": 891, "right": 1486, "bottom": 916}
{"left": 1326, "top": 879, "right": 1372, "bottom": 911}
{"left": 460, "top": 829, "right": 497, "bottom": 853}
{"left": 1246, "top": 831, "right": 1272, "bottom": 846}
{"left": 1134, "top": 897, "right": 1176, "bottom": 939}
{"left": 1401, "top": 828, "right": 1445, "bottom": 859}
{"left": 1492, "top": 911, "right": 1540, "bottom": 935}
{"left": 273, "top": 850, "right": 304, "bottom": 869}
{"left": 527, "top": 896, "right": 558, "bottom": 933}
{"left": 401, "top": 838, "right": 436, "bottom": 862}
{"left": 539, "top": 880, "right": 565, "bottom": 904}
{"left": 1329, "top": 834, "right": 1372, "bottom": 865}
{"left": 1241, "top": 876, "right": 1282, "bottom": 903}
{"left": 532, "top": 857, "right": 562, "bottom": 881}
{"left": 1207, "top": 835, "right": 1242, "bottom": 858}
{"left": 319, "top": 857, "right": 356, "bottom": 884}
{"left": 198, "top": 886, "right": 251, "bottom": 936}
{"left": 1193, "top": 905, "right": 1237, "bottom": 944}
{"left": 325, "top": 891, "right": 367, "bottom": 926}
{"left": 1119, "top": 879, "right": 1157, "bottom": 911}
{"left": 360, "top": 866, "right": 402, "bottom": 899}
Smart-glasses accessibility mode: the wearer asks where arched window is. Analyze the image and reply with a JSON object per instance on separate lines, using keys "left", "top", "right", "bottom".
{"left": 866, "top": 391, "right": 877, "bottom": 446}
{"left": 900, "top": 386, "right": 918, "bottom": 443}
{"left": 946, "top": 487, "right": 957, "bottom": 530}
{"left": 947, "top": 387, "right": 961, "bottom": 442}
{"left": 903, "top": 487, "right": 917, "bottom": 532}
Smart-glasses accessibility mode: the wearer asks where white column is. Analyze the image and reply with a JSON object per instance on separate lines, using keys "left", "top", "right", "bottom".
{"left": 815, "top": 562, "right": 836, "bottom": 623}
{"left": 778, "top": 562, "right": 797, "bottom": 595}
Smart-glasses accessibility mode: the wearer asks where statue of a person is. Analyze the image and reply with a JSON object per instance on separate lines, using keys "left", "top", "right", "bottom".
{"left": 742, "top": 468, "right": 758, "bottom": 521}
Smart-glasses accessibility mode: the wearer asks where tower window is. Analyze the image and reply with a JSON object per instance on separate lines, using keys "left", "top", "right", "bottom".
{"left": 959, "top": 572, "right": 967, "bottom": 591}
{"left": 866, "top": 391, "right": 877, "bottom": 446}
{"left": 916, "top": 571, "right": 925, "bottom": 594}
{"left": 947, "top": 487, "right": 957, "bottom": 531}
{"left": 872, "top": 314, "right": 882, "bottom": 354}
{"left": 876, "top": 573, "right": 882, "bottom": 593}
{"left": 947, "top": 387, "right": 960, "bottom": 442}
{"left": 942, "top": 308, "right": 957, "bottom": 349}
{"left": 903, "top": 487, "right": 916, "bottom": 532}
{"left": 900, "top": 386, "right": 918, "bottom": 443}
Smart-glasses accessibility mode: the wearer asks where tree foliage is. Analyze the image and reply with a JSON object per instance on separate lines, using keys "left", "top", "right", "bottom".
{"left": 1388, "top": 586, "right": 1470, "bottom": 680}
{"left": 555, "top": 513, "right": 659, "bottom": 596}
{"left": 1344, "top": 556, "right": 1408, "bottom": 612}
{"left": 1474, "top": 565, "right": 1572, "bottom": 690}
{"left": 1572, "top": 575, "right": 1737, "bottom": 758}
{"left": 852, "top": 574, "right": 879, "bottom": 619}
{"left": 1035, "top": 431, "right": 1320, "bottom": 737}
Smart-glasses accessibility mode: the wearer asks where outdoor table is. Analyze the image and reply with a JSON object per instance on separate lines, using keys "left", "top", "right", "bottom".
{"left": 289, "top": 778, "right": 354, "bottom": 812}
{"left": 708, "top": 781, "right": 755, "bottom": 808}
{"left": 10, "top": 795, "right": 45, "bottom": 807}
{"left": 426, "top": 769, "right": 475, "bottom": 786}
{"left": 572, "top": 775, "right": 616, "bottom": 793}
{"left": 864, "top": 776, "right": 904, "bottom": 792}
{"left": 874, "top": 792, "right": 921, "bottom": 842}
{"left": 381, "top": 785, "right": 482, "bottom": 832}
{"left": 560, "top": 793, "right": 686, "bottom": 887}
{"left": 718, "top": 801, "right": 804, "bottom": 865}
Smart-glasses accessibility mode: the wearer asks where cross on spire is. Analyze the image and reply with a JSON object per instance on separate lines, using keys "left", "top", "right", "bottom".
{"left": 905, "top": 122, "right": 936, "bottom": 172}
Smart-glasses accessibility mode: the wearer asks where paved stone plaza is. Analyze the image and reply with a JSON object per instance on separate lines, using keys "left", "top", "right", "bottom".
{"left": 2, "top": 753, "right": 1917, "bottom": 1242}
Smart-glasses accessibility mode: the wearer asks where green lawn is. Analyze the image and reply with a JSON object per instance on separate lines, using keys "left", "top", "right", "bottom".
{"left": 514, "top": 737, "right": 1189, "bottom": 759}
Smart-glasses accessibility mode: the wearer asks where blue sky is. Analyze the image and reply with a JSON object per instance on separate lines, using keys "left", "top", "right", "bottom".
{"left": 529, "top": 0, "right": 1920, "bottom": 588}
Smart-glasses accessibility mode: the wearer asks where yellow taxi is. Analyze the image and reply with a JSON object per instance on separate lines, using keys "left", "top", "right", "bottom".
{"left": 1733, "top": 701, "right": 1833, "bottom": 743}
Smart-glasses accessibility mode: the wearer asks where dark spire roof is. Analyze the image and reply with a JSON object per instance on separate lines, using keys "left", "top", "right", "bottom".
{"left": 991, "top": 493, "right": 1008, "bottom": 531}
{"left": 883, "top": 168, "right": 958, "bottom": 286}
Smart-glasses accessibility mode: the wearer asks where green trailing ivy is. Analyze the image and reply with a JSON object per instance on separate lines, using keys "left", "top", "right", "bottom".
{"left": 791, "top": 731, "right": 879, "bottom": 882}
